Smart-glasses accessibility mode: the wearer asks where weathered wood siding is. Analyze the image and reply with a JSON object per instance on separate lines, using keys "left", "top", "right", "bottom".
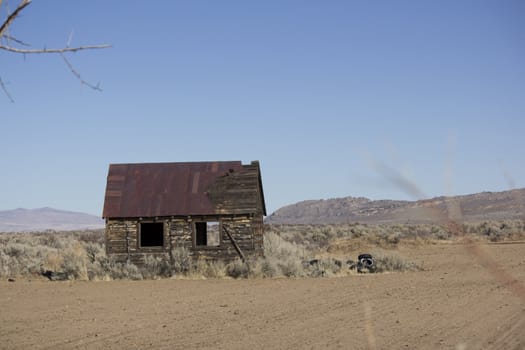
{"left": 207, "top": 163, "right": 265, "bottom": 215}
{"left": 252, "top": 214, "right": 264, "bottom": 256}
{"left": 105, "top": 214, "right": 264, "bottom": 264}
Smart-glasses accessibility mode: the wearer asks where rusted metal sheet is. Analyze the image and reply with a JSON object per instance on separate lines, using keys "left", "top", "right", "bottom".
{"left": 102, "top": 161, "right": 265, "bottom": 218}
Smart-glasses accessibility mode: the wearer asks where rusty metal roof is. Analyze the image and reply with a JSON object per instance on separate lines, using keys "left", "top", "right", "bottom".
{"left": 102, "top": 161, "right": 266, "bottom": 218}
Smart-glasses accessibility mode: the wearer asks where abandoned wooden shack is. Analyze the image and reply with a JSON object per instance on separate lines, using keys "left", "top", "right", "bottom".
{"left": 102, "top": 161, "right": 266, "bottom": 265}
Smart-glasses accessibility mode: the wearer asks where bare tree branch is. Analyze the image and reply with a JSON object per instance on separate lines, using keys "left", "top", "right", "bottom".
{"left": 0, "top": 0, "right": 30, "bottom": 38}
{"left": 0, "top": 43, "right": 111, "bottom": 54}
{"left": 59, "top": 52, "right": 101, "bottom": 91}
{"left": 0, "top": 76, "right": 14, "bottom": 102}
{"left": 1, "top": 0, "right": 111, "bottom": 100}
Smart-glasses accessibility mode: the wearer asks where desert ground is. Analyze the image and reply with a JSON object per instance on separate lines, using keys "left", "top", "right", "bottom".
{"left": 1, "top": 242, "right": 524, "bottom": 350}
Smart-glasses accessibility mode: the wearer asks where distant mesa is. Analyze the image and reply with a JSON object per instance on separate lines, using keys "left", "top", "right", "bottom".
{"left": 265, "top": 188, "right": 525, "bottom": 225}
{"left": 0, "top": 207, "right": 104, "bottom": 232}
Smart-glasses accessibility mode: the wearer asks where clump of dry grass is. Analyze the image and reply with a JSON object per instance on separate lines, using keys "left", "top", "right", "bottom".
{"left": 248, "top": 258, "right": 279, "bottom": 278}
{"left": 372, "top": 251, "right": 421, "bottom": 272}
{"left": 201, "top": 259, "right": 227, "bottom": 278}
{"left": 141, "top": 254, "right": 171, "bottom": 279}
{"left": 225, "top": 258, "right": 250, "bottom": 278}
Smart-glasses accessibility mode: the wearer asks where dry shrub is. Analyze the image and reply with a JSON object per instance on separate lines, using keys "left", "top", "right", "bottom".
{"left": 0, "top": 232, "right": 143, "bottom": 281}
{"left": 304, "top": 258, "right": 344, "bottom": 278}
{"left": 249, "top": 258, "right": 279, "bottom": 278}
{"left": 372, "top": 251, "right": 420, "bottom": 272}
{"left": 261, "top": 231, "right": 307, "bottom": 278}
{"left": 264, "top": 231, "right": 306, "bottom": 259}
{"left": 107, "top": 261, "right": 143, "bottom": 280}
{"left": 61, "top": 243, "right": 89, "bottom": 280}
{"left": 44, "top": 251, "right": 63, "bottom": 271}
{"left": 277, "top": 257, "right": 306, "bottom": 277}
{"left": 188, "top": 257, "right": 209, "bottom": 278}
{"left": 261, "top": 231, "right": 347, "bottom": 278}
{"left": 0, "top": 224, "right": 431, "bottom": 281}
{"left": 141, "top": 254, "right": 171, "bottom": 279}
{"left": 171, "top": 247, "right": 192, "bottom": 274}
{"left": 83, "top": 242, "right": 104, "bottom": 263}
{"left": 35, "top": 234, "right": 68, "bottom": 249}
{"left": 1, "top": 239, "right": 53, "bottom": 277}
{"left": 201, "top": 260, "right": 226, "bottom": 278}
{"left": 226, "top": 258, "right": 249, "bottom": 278}
{"left": 319, "top": 258, "right": 342, "bottom": 276}
{"left": 266, "top": 220, "right": 525, "bottom": 247}
{"left": 74, "top": 230, "right": 104, "bottom": 244}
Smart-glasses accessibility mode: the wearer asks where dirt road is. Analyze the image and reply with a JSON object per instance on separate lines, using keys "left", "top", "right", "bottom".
{"left": 1, "top": 243, "right": 524, "bottom": 349}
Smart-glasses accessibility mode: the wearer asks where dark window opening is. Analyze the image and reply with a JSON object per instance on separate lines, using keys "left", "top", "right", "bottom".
{"left": 195, "top": 221, "right": 220, "bottom": 247}
{"left": 140, "top": 222, "right": 164, "bottom": 247}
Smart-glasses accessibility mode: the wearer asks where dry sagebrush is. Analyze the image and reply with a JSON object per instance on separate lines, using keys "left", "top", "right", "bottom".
{"left": 0, "top": 223, "right": 450, "bottom": 280}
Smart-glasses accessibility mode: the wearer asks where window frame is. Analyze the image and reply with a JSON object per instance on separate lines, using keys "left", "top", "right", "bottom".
{"left": 138, "top": 221, "right": 165, "bottom": 249}
{"left": 192, "top": 220, "right": 222, "bottom": 249}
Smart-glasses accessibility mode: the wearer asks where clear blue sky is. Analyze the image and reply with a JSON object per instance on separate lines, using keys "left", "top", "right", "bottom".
{"left": 2, "top": 1, "right": 524, "bottom": 216}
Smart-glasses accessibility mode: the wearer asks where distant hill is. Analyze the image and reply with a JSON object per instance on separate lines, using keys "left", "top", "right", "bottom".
{"left": 266, "top": 188, "right": 525, "bottom": 225}
{"left": 0, "top": 207, "right": 104, "bottom": 232}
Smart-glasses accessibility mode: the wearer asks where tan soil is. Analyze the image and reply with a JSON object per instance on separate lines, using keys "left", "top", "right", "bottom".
{"left": 1, "top": 243, "right": 524, "bottom": 350}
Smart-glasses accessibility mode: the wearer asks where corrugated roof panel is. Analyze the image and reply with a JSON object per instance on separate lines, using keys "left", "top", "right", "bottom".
{"left": 102, "top": 161, "right": 265, "bottom": 218}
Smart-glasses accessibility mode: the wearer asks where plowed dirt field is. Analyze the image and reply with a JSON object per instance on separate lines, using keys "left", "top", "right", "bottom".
{"left": 1, "top": 243, "right": 524, "bottom": 349}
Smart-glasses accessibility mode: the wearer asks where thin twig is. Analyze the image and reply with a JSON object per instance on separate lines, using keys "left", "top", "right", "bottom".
{"left": 0, "top": 76, "right": 14, "bottom": 102}
{"left": 2, "top": 34, "right": 30, "bottom": 46}
{"left": 67, "top": 29, "right": 73, "bottom": 48}
{"left": 59, "top": 52, "right": 101, "bottom": 91}
{"left": 0, "top": 44, "right": 111, "bottom": 54}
